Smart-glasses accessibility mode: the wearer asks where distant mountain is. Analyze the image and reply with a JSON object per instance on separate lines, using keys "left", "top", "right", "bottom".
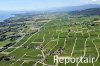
{"left": 67, "top": 4, "right": 100, "bottom": 11}
{"left": 49, "top": 4, "right": 100, "bottom": 12}
{"left": 68, "top": 8, "right": 100, "bottom": 16}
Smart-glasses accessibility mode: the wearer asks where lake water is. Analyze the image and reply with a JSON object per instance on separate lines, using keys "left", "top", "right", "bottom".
{"left": 0, "top": 11, "right": 15, "bottom": 22}
{"left": 0, "top": 11, "right": 26, "bottom": 22}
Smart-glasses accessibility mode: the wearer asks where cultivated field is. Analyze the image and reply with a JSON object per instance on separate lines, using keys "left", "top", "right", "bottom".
{"left": 0, "top": 15, "right": 100, "bottom": 66}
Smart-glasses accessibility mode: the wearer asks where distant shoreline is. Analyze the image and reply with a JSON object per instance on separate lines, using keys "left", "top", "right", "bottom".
{"left": 0, "top": 11, "right": 25, "bottom": 22}
{"left": 0, "top": 13, "right": 15, "bottom": 22}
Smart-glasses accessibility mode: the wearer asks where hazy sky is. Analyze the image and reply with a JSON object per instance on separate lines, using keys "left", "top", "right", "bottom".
{"left": 0, "top": 0, "right": 100, "bottom": 11}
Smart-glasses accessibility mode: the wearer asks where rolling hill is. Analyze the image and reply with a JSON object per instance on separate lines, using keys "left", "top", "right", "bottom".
{"left": 68, "top": 8, "right": 100, "bottom": 16}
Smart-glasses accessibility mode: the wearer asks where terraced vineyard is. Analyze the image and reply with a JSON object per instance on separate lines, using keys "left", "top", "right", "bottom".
{"left": 0, "top": 15, "right": 100, "bottom": 66}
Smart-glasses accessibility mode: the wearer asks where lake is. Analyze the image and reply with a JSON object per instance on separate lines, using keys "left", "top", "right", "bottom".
{"left": 0, "top": 11, "right": 15, "bottom": 22}
{"left": 0, "top": 11, "right": 25, "bottom": 22}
